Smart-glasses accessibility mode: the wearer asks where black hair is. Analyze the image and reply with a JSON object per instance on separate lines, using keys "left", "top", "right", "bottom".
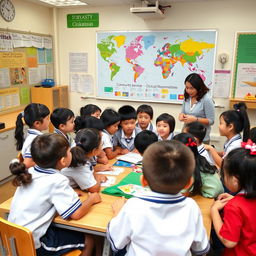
{"left": 118, "top": 105, "right": 136, "bottom": 121}
{"left": 70, "top": 128, "right": 101, "bottom": 167}
{"left": 15, "top": 103, "right": 50, "bottom": 151}
{"left": 80, "top": 104, "right": 101, "bottom": 118}
{"left": 184, "top": 121, "right": 206, "bottom": 144}
{"left": 142, "top": 140, "right": 195, "bottom": 194}
{"left": 134, "top": 130, "right": 158, "bottom": 155}
{"left": 9, "top": 161, "right": 32, "bottom": 187}
{"left": 220, "top": 102, "right": 250, "bottom": 142}
{"left": 100, "top": 108, "right": 120, "bottom": 128}
{"left": 249, "top": 127, "right": 256, "bottom": 143}
{"left": 74, "top": 116, "right": 104, "bottom": 133}
{"left": 50, "top": 108, "right": 74, "bottom": 129}
{"left": 31, "top": 133, "right": 69, "bottom": 169}
{"left": 173, "top": 133, "right": 218, "bottom": 196}
{"left": 222, "top": 147, "right": 256, "bottom": 198}
{"left": 136, "top": 104, "right": 153, "bottom": 119}
{"left": 156, "top": 113, "right": 176, "bottom": 133}
{"left": 184, "top": 73, "right": 209, "bottom": 101}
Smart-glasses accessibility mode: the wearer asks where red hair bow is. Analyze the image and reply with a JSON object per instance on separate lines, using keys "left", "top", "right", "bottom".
{"left": 241, "top": 139, "right": 256, "bottom": 155}
{"left": 185, "top": 138, "right": 197, "bottom": 147}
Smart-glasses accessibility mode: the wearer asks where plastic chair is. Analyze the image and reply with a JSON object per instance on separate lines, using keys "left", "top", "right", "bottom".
{"left": 0, "top": 217, "right": 81, "bottom": 256}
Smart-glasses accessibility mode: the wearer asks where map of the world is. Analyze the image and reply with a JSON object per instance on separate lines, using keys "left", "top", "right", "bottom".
{"left": 97, "top": 30, "right": 216, "bottom": 103}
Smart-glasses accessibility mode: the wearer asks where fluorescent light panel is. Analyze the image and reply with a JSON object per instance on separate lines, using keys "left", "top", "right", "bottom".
{"left": 38, "top": 0, "right": 88, "bottom": 6}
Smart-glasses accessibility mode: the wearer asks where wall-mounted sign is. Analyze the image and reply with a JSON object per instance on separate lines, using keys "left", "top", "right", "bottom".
{"left": 67, "top": 13, "right": 99, "bottom": 28}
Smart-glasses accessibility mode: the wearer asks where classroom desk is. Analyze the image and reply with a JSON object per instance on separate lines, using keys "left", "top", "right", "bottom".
{"left": 0, "top": 164, "right": 214, "bottom": 255}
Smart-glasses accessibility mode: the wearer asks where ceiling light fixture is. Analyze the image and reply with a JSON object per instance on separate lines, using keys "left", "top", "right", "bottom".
{"left": 37, "top": 0, "right": 88, "bottom": 7}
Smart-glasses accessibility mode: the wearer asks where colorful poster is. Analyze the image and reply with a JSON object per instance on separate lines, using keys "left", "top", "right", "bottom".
{"left": 97, "top": 30, "right": 217, "bottom": 103}
{"left": 0, "top": 87, "right": 20, "bottom": 110}
{"left": 0, "top": 52, "right": 26, "bottom": 68}
{"left": 10, "top": 67, "right": 27, "bottom": 85}
{"left": 20, "top": 87, "right": 30, "bottom": 105}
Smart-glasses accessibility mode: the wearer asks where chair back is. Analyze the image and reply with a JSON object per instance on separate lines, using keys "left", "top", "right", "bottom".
{"left": 0, "top": 217, "right": 36, "bottom": 256}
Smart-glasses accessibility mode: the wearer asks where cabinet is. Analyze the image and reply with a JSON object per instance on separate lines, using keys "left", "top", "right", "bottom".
{"left": 0, "top": 129, "right": 17, "bottom": 181}
{"left": 31, "top": 86, "right": 69, "bottom": 131}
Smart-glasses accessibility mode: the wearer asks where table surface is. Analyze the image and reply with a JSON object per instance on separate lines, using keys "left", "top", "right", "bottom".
{"left": 0, "top": 161, "right": 214, "bottom": 238}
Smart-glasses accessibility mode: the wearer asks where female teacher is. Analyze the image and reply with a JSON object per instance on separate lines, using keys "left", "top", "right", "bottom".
{"left": 179, "top": 73, "right": 215, "bottom": 144}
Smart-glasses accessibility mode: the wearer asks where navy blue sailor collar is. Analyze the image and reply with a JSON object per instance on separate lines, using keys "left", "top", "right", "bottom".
{"left": 34, "top": 165, "right": 58, "bottom": 174}
{"left": 27, "top": 128, "right": 43, "bottom": 135}
{"left": 136, "top": 190, "right": 186, "bottom": 204}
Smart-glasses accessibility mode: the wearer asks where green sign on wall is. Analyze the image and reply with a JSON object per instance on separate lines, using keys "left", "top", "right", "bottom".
{"left": 67, "top": 13, "right": 99, "bottom": 28}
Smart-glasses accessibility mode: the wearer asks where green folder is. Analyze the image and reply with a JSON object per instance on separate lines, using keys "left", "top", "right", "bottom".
{"left": 101, "top": 172, "right": 142, "bottom": 199}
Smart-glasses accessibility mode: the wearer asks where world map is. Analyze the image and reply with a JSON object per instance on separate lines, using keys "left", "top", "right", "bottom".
{"left": 97, "top": 31, "right": 216, "bottom": 103}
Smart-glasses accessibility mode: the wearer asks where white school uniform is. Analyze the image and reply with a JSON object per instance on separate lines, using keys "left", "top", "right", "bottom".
{"left": 21, "top": 129, "right": 43, "bottom": 158}
{"left": 8, "top": 165, "right": 82, "bottom": 249}
{"left": 136, "top": 122, "right": 157, "bottom": 134}
{"left": 102, "top": 129, "right": 114, "bottom": 150}
{"left": 54, "top": 128, "right": 76, "bottom": 148}
{"left": 107, "top": 191, "right": 209, "bottom": 256}
{"left": 223, "top": 134, "right": 242, "bottom": 158}
{"left": 198, "top": 144, "right": 215, "bottom": 166}
{"left": 61, "top": 162, "right": 97, "bottom": 190}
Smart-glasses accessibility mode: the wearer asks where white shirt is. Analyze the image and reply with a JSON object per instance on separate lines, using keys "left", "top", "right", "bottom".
{"left": 136, "top": 122, "right": 157, "bottom": 134}
{"left": 54, "top": 128, "right": 76, "bottom": 148}
{"left": 61, "top": 163, "right": 97, "bottom": 190}
{"left": 158, "top": 132, "right": 174, "bottom": 141}
{"left": 21, "top": 129, "right": 42, "bottom": 158}
{"left": 107, "top": 191, "right": 209, "bottom": 256}
{"left": 223, "top": 134, "right": 242, "bottom": 158}
{"left": 8, "top": 166, "right": 81, "bottom": 249}
{"left": 198, "top": 144, "right": 215, "bottom": 166}
{"left": 102, "top": 130, "right": 114, "bottom": 150}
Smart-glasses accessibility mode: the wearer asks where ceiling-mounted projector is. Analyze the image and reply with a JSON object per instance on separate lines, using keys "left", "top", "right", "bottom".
{"left": 130, "top": 0, "right": 165, "bottom": 19}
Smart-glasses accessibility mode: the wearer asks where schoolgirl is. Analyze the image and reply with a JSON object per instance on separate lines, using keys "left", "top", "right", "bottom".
{"left": 156, "top": 113, "right": 175, "bottom": 141}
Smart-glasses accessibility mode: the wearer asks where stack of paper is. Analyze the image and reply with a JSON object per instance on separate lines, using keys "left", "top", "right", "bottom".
{"left": 116, "top": 152, "right": 143, "bottom": 164}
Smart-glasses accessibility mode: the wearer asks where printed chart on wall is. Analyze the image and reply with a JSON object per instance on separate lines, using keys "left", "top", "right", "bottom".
{"left": 97, "top": 30, "right": 217, "bottom": 103}
{"left": 232, "top": 33, "right": 256, "bottom": 99}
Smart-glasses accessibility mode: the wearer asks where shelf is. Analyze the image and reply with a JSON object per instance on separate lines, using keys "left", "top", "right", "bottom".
{"left": 229, "top": 98, "right": 256, "bottom": 109}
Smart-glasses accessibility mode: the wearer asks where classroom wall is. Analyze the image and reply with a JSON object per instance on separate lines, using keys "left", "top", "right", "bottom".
{"left": 55, "top": 0, "right": 256, "bottom": 149}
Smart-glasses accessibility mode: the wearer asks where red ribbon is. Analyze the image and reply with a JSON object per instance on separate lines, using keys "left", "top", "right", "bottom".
{"left": 241, "top": 139, "right": 256, "bottom": 155}
{"left": 185, "top": 138, "right": 197, "bottom": 147}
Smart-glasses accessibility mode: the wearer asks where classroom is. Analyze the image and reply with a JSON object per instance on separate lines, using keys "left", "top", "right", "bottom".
{"left": 1, "top": 0, "right": 256, "bottom": 255}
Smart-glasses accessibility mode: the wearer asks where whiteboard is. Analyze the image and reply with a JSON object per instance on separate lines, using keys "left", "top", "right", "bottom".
{"left": 96, "top": 30, "right": 217, "bottom": 103}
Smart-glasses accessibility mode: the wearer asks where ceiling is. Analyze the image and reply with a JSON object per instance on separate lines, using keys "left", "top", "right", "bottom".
{"left": 26, "top": 0, "right": 218, "bottom": 8}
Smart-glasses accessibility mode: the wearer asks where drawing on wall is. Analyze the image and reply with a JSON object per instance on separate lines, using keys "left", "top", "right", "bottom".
{"left": 97, "top": 30, "right": 217, "bottom": 103}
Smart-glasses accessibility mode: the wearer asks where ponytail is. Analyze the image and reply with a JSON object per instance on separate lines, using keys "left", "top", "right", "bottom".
{"left": 9, "top": 160, "right": 32, "bottom": 186}
{"left": 15, "top": 113, "right": 25, "bottom": 151}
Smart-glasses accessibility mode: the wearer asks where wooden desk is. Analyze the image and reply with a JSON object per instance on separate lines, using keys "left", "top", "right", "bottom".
{"left": 0, "top": 166, "right": 214, "bottom": 254}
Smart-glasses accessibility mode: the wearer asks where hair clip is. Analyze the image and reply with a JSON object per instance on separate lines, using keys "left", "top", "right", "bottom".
{"left": 241, "top": 139, "right": 256, "bottom": 155}
{"left": 185, "top": 138, "right": 197, "bottom": 147}
{"left": 20, "top": 111, "right": 24, "bottom": 117}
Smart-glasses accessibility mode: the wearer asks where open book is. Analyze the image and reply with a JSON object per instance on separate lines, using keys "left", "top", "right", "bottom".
{"left": 116, "top": 152, "right": 143, "bottom": 164}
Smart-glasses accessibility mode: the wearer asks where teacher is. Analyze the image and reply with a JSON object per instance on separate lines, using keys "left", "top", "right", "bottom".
{"left": 179, "top": 73, "right": 215, "bottom": 144}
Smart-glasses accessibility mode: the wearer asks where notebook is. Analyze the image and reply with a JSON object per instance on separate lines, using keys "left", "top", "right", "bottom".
{"left": 116, "top": 152, "right": 143, "bottom": 164}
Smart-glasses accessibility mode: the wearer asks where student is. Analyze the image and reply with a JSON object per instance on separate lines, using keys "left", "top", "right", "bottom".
{"left": 107, "top": 140, "right": 210, "bottom": 255}
{"left": 113, "top": 105, "right": 140, "bottom": 152}
{"left": 74, "top": 116, "right": 111, "bottom": 171}
{"left": 183, "top": 121, "right": 215, "bottom": 166}
{"left": 8, "top": 133, "right": 102, "bottom": 256}
{"left": 249, "top": 127, "right": 256, "bottom": 143}
{"left": 136, "top": 104, "right": 156, "bottom": 133}
{"left": 173, "top": 133, "right": 223, "bottom": 198}
{"left": 80, "top": 104, "right": 101, "bottom": 119}
{"left": 61, "top": 128, "right": 107, "bottom": 192}
{"left": 156, "top": 113, "right": 175, "bottom": 140}
{"left": 100, "top": 108, "right": 124, "bottom": 159}
{"left": 204, "top": 102, "right": 250, "bottom": 168}
{"left": 15, "top": 103, "right": 50, "bottom": 168}
{"left": 50, "top": 107, "right": 75, "bottom": 147}
{"left": 211, "top": 143, "right": 256, "bottom": 255}
{"left": 134, "top": 130, "right": 158, "bottom": 155}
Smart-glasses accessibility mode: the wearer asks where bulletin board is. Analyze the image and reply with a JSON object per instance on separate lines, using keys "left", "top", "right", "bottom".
{"left": 232, "top": 32, "right": 256, "bottom": 98}
{"left": 96, "top": 30, "right": 217, "bottom": 103}
{"left": 0, "top": 29, "right": 54, "bottom": 112}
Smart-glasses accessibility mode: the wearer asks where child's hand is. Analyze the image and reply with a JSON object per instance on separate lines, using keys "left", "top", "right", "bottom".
{"left": 217, "top": 193, "right": 234, "bottom": 201}
{"left": 204, "top": 144, "right": 214, "bottom": 152}
{"left": 112, "top": 197, "right": 126, "bottom": 216}
{"left": 88, "top": 192, "right": 101, "bottom": 204}
{"left": 121, "top": 148, "right": 129, "bottom": 154}
{"left": 95, "top": 174, "right": 108, "bottom": 183}
{"left": 102, "top": 164, "right": 113, "bottom": 171}
{"left": 211, "top": 197, "right": 230, "bottom": 211}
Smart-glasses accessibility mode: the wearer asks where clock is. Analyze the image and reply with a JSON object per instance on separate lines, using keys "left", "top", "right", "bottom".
{"left": 0, "top": 0, "right": 15, "bottom": 22}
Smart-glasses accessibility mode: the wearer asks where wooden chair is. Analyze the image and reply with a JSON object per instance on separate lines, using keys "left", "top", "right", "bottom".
{"left": 0, "top": 217, "right": 81, "bottom": 256}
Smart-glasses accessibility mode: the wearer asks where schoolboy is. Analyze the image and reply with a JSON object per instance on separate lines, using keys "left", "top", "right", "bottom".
{"left": 134, "top": 130, "right": 158, "bottom": 155}
{"left": 136, "top": 104, "right": 156, "bottom": 134}
{"left": 50, "top": 108, "right": 75, "bottom": 147}
{"left": 183, "top": 121, "right": 215, "bottom": 166}
{"left": 113, "top": 105, "right": 140, "bottom": 152}
{"left": 8, "top": 133, "right": 101, "bottom": 256}
{"left": 107, "top": 140, "right": 210, "bottom": 256}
